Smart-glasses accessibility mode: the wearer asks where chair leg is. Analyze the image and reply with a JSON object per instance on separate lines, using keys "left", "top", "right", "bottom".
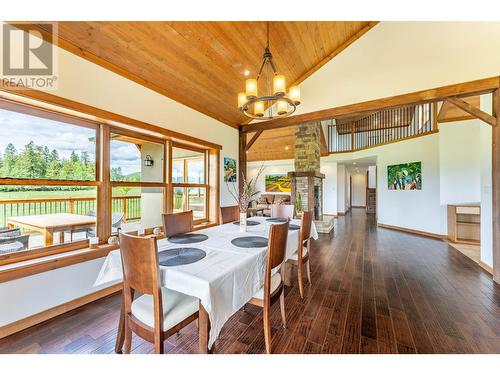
{"left": 263, "top": 306, "right": 271, "bottom": 354}
{"left": 306, "top": 259, "right": 312, "bottom": 285}
{"left": 297, "top": 261, "right": 304, "bottom": 299}
{"left": 154, "top": 338, "right": 164, "bottom": 354}
{"left": 124, "top": 320, "right": 132, "bottom": 354}
{"left": 279, "top": 289, "right": 286, "bottom": 329}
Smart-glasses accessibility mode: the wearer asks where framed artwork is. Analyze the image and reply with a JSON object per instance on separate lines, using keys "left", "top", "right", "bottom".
{"left": 223, "top": 157, "right": 237, "bottom": 182}
{"left": 265, "top": 174, "right": 291, "bottom": 193}
{"left": 387, "top": 162, "right": 422, "bottom": 190}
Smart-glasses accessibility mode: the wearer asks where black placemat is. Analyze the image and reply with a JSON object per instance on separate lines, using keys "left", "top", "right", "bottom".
{"left": 231, "top": 236, "right": 268, "bottom": 248}
{"left": 288, "top": 224, "right": 300, "bottom": 231}
{"left": 167, "top": 233, "right": 208, "bottom": 244}
{"left": 266, "top": 217, "right": 288, "bottom": 223}
{"left": 159, "top": 247, "right": 206, "bottom": 266}
{"left": 232, "top": 220, "right": 260, "bottom": 226}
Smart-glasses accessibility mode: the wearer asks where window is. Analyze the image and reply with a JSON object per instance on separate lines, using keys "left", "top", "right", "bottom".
{"left": 171, "top": 145, "right": 208, "bottom": 222}
{"left": 110, "top": 129, "right": 166, "bottom": 234}
{"left": 0, "top": 101, "right": 99, "bottom": 254}
{"left": 110, "top": 131, "right": 164, "bottom": 183}
{"left": 111, "top": 186, "right": 163, "bottom": 234}
{"left": 0, "top": 95, "right": 220, "bottom": 264}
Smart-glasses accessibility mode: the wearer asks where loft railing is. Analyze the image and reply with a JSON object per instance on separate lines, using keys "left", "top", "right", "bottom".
{"left": 327, "top": 103, "right": 436, "bottom": 153}
{"left": 0, "top": 195, "right": 141, "bottom": 227}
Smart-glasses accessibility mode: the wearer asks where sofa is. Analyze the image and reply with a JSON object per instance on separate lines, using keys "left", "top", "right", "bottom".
{"left": 255, "top": 194, "right": 292, "bottom": 216}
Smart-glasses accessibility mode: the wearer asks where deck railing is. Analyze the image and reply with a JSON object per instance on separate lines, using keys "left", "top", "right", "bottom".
{"left": 327, "top": 103, "right": 436, "bottom": 153}
{"left": 0, "top": 195, "right": 141, "bottom": 227}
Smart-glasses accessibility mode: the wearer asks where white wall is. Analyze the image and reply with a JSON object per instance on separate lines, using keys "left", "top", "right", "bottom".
{"left": 480, "top": 95, "right": 493, "bottom": 267}
{"left": 337, "top": 165, "right": 347, "bottom": 213}
{"left": 439, "top": 121, "right": 481, "bottom": 205}
{"left": 326, "top": 133, "right": 443, "bottom": 234}
{"left": 321, "top": 160, "right": 338, "bottom": 215}
{"left": 1, "top": 30, "right": 239, "bottom": 326}
{"left": 368, "top": 166, "right": 377, "bottom": 189}
{"left": 351, "top": 173, "right": 367, "bottom": 207}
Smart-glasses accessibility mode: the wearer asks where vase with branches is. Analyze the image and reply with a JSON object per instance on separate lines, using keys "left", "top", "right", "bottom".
{"left": 226, "top": 163, "right": 265, "bottom": 232}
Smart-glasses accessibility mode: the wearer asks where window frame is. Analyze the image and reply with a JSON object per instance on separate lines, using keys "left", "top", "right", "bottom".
{"left": 0, "top": 99, "right": 100, "bottom": 263}
{"left": 169, "top": 142, "right": 209, "bottom": 224}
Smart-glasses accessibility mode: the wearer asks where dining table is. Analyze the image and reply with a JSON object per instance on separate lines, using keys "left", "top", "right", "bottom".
{"left": 94, "top": 215, "right": 318, "bottom": 353}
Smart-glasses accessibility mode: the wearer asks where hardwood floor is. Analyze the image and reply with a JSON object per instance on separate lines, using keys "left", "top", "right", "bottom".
{"left": 2, "top": 208, "right": 500, "bottom": 354}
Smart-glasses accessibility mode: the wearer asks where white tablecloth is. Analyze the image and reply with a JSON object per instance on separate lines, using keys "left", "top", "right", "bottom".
{"left": 94, "top": 216, "right": 318, "bottom": 348}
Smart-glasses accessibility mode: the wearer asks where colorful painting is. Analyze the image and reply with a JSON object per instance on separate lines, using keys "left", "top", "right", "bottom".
{"left": 265, "top": 174, "right": 291, "bottom": 193}
{"left": 223, "top": 157, "right": 237, "bottom": 182}
{"left": 387, "top": 162, "right": 422, "bottom": 190}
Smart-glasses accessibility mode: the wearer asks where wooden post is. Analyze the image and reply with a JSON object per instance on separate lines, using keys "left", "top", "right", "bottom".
{"left": 97, "top": 125, "right": 112, "bottom": 243}
{"left": 122, "top": 198, "right": 127, "bottom": 223}
{"left": 351, "top": 124, "right": 355, "bottom": 151}
{"left": 493, "top": 89, "right": 500, "bottom": 284}
{"left": 69, "top": 199, "right": 75, "bottom": 214}
{"left": 238, "top": 129, "right": 247, "bottom": 196}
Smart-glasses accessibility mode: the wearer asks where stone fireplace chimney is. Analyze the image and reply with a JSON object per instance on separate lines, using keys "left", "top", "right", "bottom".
{"left": 288, "top": 123, "right": 325, "bottom": 221}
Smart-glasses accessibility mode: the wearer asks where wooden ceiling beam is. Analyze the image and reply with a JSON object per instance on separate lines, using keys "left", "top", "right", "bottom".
{"left": 445, "top": 97, "right": 497, "bottom": 127}
{"left": 242, "top": 76, "right": 500, "bottom": 133}
{"left": 245, "top": 130, "right": 264, "bottom": 151}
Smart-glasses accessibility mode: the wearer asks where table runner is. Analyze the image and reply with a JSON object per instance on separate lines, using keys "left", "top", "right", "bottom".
{"left": 94, "top": 216, "right": 318, "bottom": 348}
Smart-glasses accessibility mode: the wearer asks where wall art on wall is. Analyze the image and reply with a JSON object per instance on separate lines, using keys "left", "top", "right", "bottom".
{"left": 265, "top": 174, "right": 291, "bottom": 193}
{"left": 223, "top": 157, "right": 237, "bottom": 182}
{"left": 387, "top": 162, "right": 422, "bottom": 190}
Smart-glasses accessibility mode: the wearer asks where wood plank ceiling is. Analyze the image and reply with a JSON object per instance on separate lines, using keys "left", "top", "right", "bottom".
{"left": 25, "top": 21, "right": 376, "bottom": 127}
{"left": 246, "top": 126, "right": 328, "bottom": 162}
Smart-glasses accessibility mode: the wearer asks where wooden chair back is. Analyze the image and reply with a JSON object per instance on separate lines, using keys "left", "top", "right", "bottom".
{"left": 270, "top": 204, "right": 295, "bottom": 219}
{"left": 119, "top": 232, "right": 160, "bottom": 295}
{"left": 220, "top": 205, "right": 239, "bottom": 224}
{"left": 162, "top": 210, "right": 193, "bottom": 237}
{"left": 267, "top": 220, "right": 289, "bottom": 271}
{"left": 300, "top": 211, "right": 313, "bottom": 244}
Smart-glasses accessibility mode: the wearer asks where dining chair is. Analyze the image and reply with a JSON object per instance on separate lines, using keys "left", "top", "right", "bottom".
{"left": 286, "top": 210, "right": 313, "bottom": 299}
{"left": 247, "top": 220, "right": 289, "bottom": 354}
{"left": 220, "top": 205, "right": 239, "bottom": 224}
{"left": 162, "top": 210, "right": 193, "bottom": 237}
{"left": 118, "top": 232, "right": 199, "bottom": 354}
{"left": 270, "top": 204, "right": 295, "bottom": 219}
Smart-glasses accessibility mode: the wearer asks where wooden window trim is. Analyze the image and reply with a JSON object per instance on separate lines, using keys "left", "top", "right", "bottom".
{"left": 0, "top": 87, "right": 223, "bottom": 150}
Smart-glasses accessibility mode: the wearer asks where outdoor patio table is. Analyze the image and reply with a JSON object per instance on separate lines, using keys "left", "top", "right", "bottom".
{"left": 7, "top": 213, "right": 96, "bottom": 246}
{"left": 94, "top": 215, "right": 318, "bottom": 353}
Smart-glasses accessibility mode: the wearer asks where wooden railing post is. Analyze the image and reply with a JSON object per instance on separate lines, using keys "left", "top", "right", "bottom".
{"left": 351, "top": 124, "right": 355, "bottom": 151}
{"left": 69, "top": 198, "right": 75, "bottom": 214}
{"left": 122, "top": 198, "right": 127, "bottom": 223}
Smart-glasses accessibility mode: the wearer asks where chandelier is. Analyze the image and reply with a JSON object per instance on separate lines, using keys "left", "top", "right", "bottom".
{"left": 237, "top": 22, "right": 301, "bottom": 120}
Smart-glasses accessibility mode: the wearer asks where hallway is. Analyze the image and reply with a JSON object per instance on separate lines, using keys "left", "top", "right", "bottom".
{"left": 1, "top": 208, "right": 500, "bottom": 354}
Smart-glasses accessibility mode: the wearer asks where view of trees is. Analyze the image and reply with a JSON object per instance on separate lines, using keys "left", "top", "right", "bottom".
{"left": 0, "top": 141, "right": 95, "bottom": 191}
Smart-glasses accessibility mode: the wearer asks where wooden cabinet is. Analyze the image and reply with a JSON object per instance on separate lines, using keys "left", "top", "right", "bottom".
{"left": 447, "top": 204, "right": 480, "bottom": 245}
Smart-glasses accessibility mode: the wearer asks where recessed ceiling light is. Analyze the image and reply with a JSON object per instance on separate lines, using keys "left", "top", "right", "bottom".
{"left": 285, "top": 145, "right": 289, "bottom": 150}
{"left": 244, "top": 69, "right": 250, "bottom": 76}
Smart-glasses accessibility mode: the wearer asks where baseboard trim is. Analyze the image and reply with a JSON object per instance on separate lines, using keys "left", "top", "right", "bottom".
{"left": 479, "top": 261, "right": 493, "bottom": 275}
{"left": 351, "top": 205, "right": 366, "bottom": 209}
{"left": 377, "top": 223, "right": 446, "bottom": 240}
{"left": 0, "top": 283, "right": 122, "bottom": 339}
